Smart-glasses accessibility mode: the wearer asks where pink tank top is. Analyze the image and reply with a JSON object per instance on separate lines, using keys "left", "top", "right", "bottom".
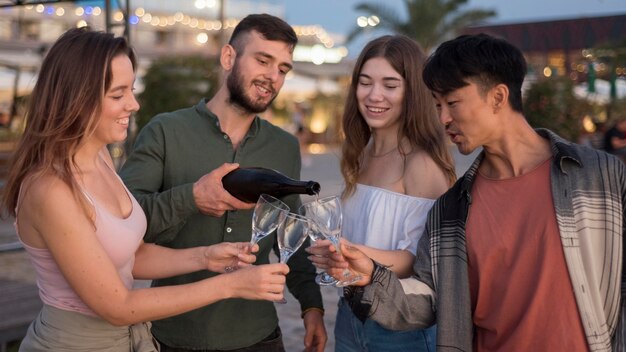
{"left": 16, "top": 172, "right": 147, "bottom": 317}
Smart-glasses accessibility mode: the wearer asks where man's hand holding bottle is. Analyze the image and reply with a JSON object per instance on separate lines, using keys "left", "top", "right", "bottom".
{"left": 192, "top": 163, "right": 255, "bottom": 217}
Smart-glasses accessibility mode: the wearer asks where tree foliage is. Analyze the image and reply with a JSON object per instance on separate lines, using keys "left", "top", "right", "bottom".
{"left": 136, "top": 55, "right": 219, "bottom": 131}
{"left": 348, "top": 0, "right": 495, "bottom": 51}
{"left": 523, "top": 77, "right": 593, "bottom": 142}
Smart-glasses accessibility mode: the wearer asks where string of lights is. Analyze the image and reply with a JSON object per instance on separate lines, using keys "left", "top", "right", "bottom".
{"left": 16, "top": 3, "right": 338, "bottom": 48}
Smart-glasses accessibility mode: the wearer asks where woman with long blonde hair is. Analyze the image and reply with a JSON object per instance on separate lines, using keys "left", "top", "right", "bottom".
{"left": 2, "top": 27, "right": 288, "bottom": 351}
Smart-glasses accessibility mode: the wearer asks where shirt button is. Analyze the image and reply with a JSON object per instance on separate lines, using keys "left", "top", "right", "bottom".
{"left": 223, "top": 134, "right": 229, "bottom": 140}
{"left": 226, "top": 227, "right": 232, "bottom": 233}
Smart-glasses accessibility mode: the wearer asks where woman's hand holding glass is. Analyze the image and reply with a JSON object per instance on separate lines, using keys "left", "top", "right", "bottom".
{"left": 223, "top": 263, "right": 290, "bottom": 302}
{"left": 203, "top": 242, "right": 259, "bottom": 273}
{"left": 300, "top": 195, "right": 361, "bottom": 287}
{"left": 319, "top": 239, "right": 374, "bottom": 287}
{"left": 221, "top": 194, "right": 289, "bottom": 273}
{"left": 301, "top": 220, "right": 339, "bottom": 286}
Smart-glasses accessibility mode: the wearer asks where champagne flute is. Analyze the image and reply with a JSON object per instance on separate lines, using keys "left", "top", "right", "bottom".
{"left": 225, "top": 195, "right": 289, "bottom": 273}
{"left": 250, "top": 194, "right": 290, "bottom": 246}
{"left": 300, "top": 195, "right": 361, "bottom": 287}
{"left": 275, "top": 212, "right": 310, "bottom": 304}
{"left": 298, "top": 204, "right": 338, "bottom": 286}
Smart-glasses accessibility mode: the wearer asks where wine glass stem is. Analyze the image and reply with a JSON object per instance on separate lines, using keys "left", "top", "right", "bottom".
{"left": 329, "top": 236, "right": 353, "bottom": 278}
{"left": 250, "top": 229, "right": 262, "bottom": 246}
{"left": 328, "top": 236, "right": 342, "bottom": 256}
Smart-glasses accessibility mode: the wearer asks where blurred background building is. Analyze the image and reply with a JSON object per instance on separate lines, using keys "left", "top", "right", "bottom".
{"left": 0, "top": 0, "right": 351, "bottom": 158}
{"left": 464, "top": 14, "right": 626, "bottom": 101}
{"left": 0, "top": 0, "right": 626, "bottom": 159}
{"left": 1, "top": 2, "right": 626, "bottom": 350}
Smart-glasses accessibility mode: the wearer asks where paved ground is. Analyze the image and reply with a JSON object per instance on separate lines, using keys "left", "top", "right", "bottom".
{"left": 0, "top": 144, "right": 479, "bottom": 351}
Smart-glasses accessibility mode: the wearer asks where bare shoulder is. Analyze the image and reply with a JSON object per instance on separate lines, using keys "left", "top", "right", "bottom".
{"left": 17, "top": 172, "right": 89, "bottom": 245}
{"left": 22, "top": 173, "right": 84, "bottom": 221}
{"left": 23, "top": 173, "right": 69, "bottom": 204}
{"left": 403, "top": 150, "right": 450, "bottom": 200}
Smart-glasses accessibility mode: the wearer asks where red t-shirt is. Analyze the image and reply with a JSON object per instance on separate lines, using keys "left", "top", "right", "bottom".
{"left": 466, "top": 158, "right": 588, "bottom": 351}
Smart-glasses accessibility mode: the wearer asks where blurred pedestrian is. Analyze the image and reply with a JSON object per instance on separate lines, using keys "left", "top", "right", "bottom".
{"left": 119, "top": 13, "right": 326, "bottom": 352}
{"left": 0, "top": 111, "right": 9, "bottom": 127}
{"left": 292, "top": 103, "right": 312, "bottom": 167}
{"left": 578, "top": 120, "right": 605, "bottom": 150}
{"left": 308, "top": 34, "right": 455, "bottom": 351}
{"left": 1, "top": 27, "right": 289, "bottom": 352}
{"left": 324, "top": 33, "right": 626, "bottom": 351}
{"left": 603, "top": 118, "right": 626, "bottom": 161}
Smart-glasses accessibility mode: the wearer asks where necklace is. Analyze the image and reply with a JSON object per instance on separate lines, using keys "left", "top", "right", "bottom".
{"left": 369, "top": 145, "right": 398, "bottom": 158}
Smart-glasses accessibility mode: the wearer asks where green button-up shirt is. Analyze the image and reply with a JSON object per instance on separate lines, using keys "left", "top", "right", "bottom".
{"left": 120, "top": 99, "right": 323, "bottom": 350}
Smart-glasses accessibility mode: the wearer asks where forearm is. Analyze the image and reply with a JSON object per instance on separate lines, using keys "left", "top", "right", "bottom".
{"left": 345, "top": 263, "right": 435, "bottom": 330}
{"left": 353, "top": 245, "right": 415, "bottom": 278}
{"left": 101, "top": 274, "right": 234, "bottom": 326}
{"left": 132, "top": 243, "right": 207, "bottom": 279}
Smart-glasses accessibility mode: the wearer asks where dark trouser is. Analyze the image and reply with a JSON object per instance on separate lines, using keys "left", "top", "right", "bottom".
{"left": 158, "top": 327, "right": 285, "bottom": 352}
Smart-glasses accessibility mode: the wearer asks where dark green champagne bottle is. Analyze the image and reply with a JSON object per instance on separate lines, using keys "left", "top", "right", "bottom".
{"left": 222, "top": 167, "right": 321, "bottom": 203}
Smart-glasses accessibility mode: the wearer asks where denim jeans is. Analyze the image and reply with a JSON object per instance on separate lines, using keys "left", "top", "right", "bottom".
{"left": 158, "top": 326, "right": 285, "bottom": 352}
{"left": 334, "top": 298, "right": 436, "bottom": 352}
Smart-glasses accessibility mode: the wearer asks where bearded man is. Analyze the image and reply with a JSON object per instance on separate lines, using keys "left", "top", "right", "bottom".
{"left": 120, "top": 13, "right": 326, "bottom": 352}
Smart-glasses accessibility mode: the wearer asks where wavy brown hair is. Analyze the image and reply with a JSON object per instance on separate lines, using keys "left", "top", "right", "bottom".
{"left": 1, "top": 27, "right": 136, "bottom": 218}
{"left": 340, "top": 35, "right": 456, "bottom": 197}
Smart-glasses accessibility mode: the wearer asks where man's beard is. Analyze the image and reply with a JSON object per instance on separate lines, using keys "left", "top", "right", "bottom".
{"left": 227, "top": 60, "right": 276, "bottom": 114}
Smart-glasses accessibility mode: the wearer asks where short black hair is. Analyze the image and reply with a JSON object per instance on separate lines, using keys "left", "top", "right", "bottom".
{"left": 423, "top": 33, "right": 527, "bottom": 112}
{"left": 228, "top": 13, "right": 297, "bottom": 54}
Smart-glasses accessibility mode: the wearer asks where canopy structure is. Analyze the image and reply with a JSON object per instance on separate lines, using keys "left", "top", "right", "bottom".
{"left": 0, "top": 0, "right": 131, "bottom": 119}
{"left": 0, "top": 0, "right": 70, "bottom": 7}
{"left": 0, "top": 0, "right": 130, "bottom": 37}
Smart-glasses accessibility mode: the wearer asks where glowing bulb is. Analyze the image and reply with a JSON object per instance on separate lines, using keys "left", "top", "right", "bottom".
{"left": 196, "top": 32, "right": 209, "bottom": 44}
{"left": 357, "top": 16, "right": 368, "bottom": 27}
{"left": 543, "top": 66, "right": 553, "bottom": 77}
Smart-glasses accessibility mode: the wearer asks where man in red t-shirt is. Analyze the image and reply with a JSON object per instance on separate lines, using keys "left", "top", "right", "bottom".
{"left": 314, "top": 33, "right": 626, "bottom": 351}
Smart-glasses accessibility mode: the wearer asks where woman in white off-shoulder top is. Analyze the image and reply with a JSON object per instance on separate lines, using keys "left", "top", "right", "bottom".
{"left": 312, "top": 35, "right": 456, "bottom": 352}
